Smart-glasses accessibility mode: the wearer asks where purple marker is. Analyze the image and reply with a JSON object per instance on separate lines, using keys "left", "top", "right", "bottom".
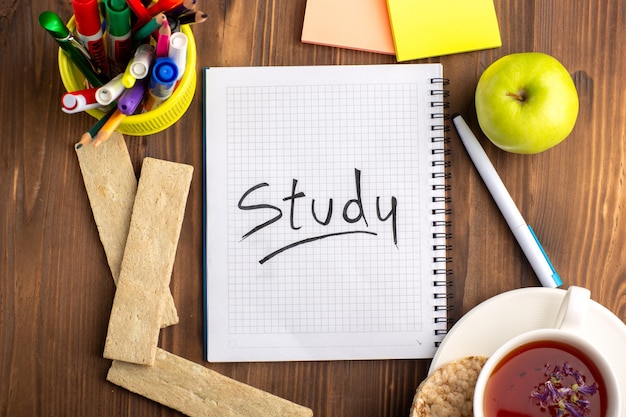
{"left": 118, "top": 77, "right": 148, "bottom": 115}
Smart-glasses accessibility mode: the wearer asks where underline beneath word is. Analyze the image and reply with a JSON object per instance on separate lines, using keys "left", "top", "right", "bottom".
{"left": 258, "top": 230, "right": 378, "bottom": 264}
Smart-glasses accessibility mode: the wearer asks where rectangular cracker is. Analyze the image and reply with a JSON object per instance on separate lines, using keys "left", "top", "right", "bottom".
{"left": 75, "top": 132, "right": 179, "bottom": 328}
{"left": 103, "top": 157, "right": 193, "bottom": 365}
{"left": 107, "top": 348, "right": 314, "bottom": 417}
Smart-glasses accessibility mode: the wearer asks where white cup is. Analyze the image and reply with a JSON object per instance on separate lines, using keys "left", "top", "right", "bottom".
{"left": 473, "top": 286, "right": 621, "bottom": 417}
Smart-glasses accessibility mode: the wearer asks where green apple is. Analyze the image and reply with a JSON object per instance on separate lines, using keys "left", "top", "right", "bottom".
{"left": 474, "top": 52, "right": 579, "bottom": 154}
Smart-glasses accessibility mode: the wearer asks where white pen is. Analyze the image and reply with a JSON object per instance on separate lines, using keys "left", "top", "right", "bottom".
{"left": 452, "top": 113, "right": 562, "bottom": 288}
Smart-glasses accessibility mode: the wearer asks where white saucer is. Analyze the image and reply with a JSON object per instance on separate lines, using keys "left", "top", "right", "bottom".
{"left": 430, "top": 287, "right": 626, "bottom": 395}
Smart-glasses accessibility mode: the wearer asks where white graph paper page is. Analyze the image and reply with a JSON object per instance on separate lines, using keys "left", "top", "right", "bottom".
{"left": 203, "top": 64, "right": 448, "bottom": 362}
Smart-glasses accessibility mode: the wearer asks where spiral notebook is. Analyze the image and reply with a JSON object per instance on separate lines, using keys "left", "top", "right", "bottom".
{"left": 203, "top": 64, "right": 452, "bottom": 362}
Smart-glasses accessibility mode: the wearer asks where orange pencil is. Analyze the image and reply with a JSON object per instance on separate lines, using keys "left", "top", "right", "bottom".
{"left": 93, "top": 109, "right": 126, "bottom": 147}
{"left": 75, "top": 106, "right": 117, "bottom": 149}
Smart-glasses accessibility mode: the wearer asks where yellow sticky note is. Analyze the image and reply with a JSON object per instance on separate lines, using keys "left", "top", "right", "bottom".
{"left": 387, "top": 0, "right": 502, "bottom": 61}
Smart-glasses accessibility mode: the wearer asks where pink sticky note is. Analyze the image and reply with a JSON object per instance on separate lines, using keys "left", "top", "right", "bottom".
{"left": 301, "top": 0, "right": 396, "bottom": 55}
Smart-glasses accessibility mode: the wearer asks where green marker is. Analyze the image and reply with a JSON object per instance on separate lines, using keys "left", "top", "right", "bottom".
{"left": 104, "top": 0, "right": 132, "bottom": 76}
{"left": 38, "top": 11, "right": 107, "bottom": 87}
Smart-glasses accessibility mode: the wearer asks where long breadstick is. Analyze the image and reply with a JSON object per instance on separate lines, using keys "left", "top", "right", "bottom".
{"left": 75, "top": 132, "right": 179, "bottom": 327}
{"left": 103, "top": 157, "right": 193, "bottom": 365}
{"left": 107, "top": 348, "right": 314, "bottom": 417}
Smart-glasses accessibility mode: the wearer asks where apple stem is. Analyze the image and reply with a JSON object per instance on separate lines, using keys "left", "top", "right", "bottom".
{"left": 506, "top": 91, "right": 527, "bottom": 102}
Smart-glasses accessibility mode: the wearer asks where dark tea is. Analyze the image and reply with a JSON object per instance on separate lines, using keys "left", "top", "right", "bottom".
{"left": 483, "top": 340, "right": 607, "bottom": 417}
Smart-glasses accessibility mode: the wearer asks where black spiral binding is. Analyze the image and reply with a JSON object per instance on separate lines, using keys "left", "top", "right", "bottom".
{"left": 429, "top": 77, "right": 452, "bottom": 347}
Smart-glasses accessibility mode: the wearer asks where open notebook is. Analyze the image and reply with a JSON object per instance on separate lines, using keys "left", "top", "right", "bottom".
{"left": 203, "top": 64, "right": 452, "bottom": 362}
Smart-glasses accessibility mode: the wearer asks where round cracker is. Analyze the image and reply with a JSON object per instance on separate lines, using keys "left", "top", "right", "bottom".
{"left": 409, "top": 356, "right": 488, "bottom": 417}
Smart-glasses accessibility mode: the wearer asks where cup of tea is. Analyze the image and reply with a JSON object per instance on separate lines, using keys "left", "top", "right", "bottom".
{"left": 473, "top": 286, "right": 621, "bottom": 417}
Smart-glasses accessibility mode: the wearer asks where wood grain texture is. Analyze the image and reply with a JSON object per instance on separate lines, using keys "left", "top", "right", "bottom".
{"left": 1, "top": 1, "right": 625, "bottom": 416}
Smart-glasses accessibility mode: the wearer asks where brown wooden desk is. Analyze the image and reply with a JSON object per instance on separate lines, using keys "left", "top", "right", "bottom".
{"left": 1, "top": 1, "right": 624, "bottom": 416}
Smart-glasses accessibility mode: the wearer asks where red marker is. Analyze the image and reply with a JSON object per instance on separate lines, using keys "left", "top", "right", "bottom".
{"left": 72, "top": 0, "right": 109, "bottom": 77}
{"left": 170, "top": 0, "right": 197, "bottom": 17}
{"left": 62, "top": 87, "right": 102, "bottom": 113}
{"left": 147, "top": 0, "right": 184, "bottom": 15}
{"left": 126, "top": 0, "right": 153, "bottom": 29}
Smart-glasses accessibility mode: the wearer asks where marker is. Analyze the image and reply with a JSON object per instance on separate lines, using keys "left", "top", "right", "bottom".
{"left": 168, "top": 32, "right": 187, "bottom": 81}
{"left": 170, "top": 0, "right": 198, "bottom": 17}
{"left": 118, "top": 77, "right": 148, "bottom": 115}
{"left": 121, "top": 43, "right": 154, "bottom": 88}
{"left": 132, "top": 13, "right": 167, "bottom": 44}
{"left": 143, "top": 57, "right": 178, "bottom": 112}
{"left": 121, "top": 64, "right": 137, "bottom": 89}
{"left": 62, "top": 87, "right": 102, "bottom": 113}
{"left": 104, "top": 0, "right": 132, "bottom": 77}
{"left": 155, "top": 18, "right": 171, "bottom": 58}
{"left": 72, "top": 0, "right": 109, "bottom": 77}
{"left": 146, "top": 0, "right": 185, "bottom": 15}
{"left": 452, "top": 114, "right": 562, "bottom": 288}
{"left": 96, "top": 73, "right": 126, "bottom": 106}
{"left": 125, "top": 0, "right": 153, "bottom": 29}
{"left": 39, "top": 11, "right": 107, "bottom": 87}
{"left": 129, "top": 44, "right": 154, "bottom": 79}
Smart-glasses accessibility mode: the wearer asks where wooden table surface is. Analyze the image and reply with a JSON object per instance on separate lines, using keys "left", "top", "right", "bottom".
{"left": 2, "top": 1, "right": 625, "bottom": 416}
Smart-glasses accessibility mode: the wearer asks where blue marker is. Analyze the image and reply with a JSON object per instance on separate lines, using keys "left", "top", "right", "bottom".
{"left": 452, "top": 114, "right": 562, "bottom": 288}
{"left": 143, "top": 57, "right": 178, "bottom": 112}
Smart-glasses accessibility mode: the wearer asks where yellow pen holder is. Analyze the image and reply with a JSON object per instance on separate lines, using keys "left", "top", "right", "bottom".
{"left": 58, "top": 16, "right": 196, "bottom": 136}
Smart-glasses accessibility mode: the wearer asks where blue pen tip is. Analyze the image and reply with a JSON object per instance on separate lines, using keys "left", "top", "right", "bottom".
{"left": 154, "top": 59, "right": 178, "bottom": 83}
